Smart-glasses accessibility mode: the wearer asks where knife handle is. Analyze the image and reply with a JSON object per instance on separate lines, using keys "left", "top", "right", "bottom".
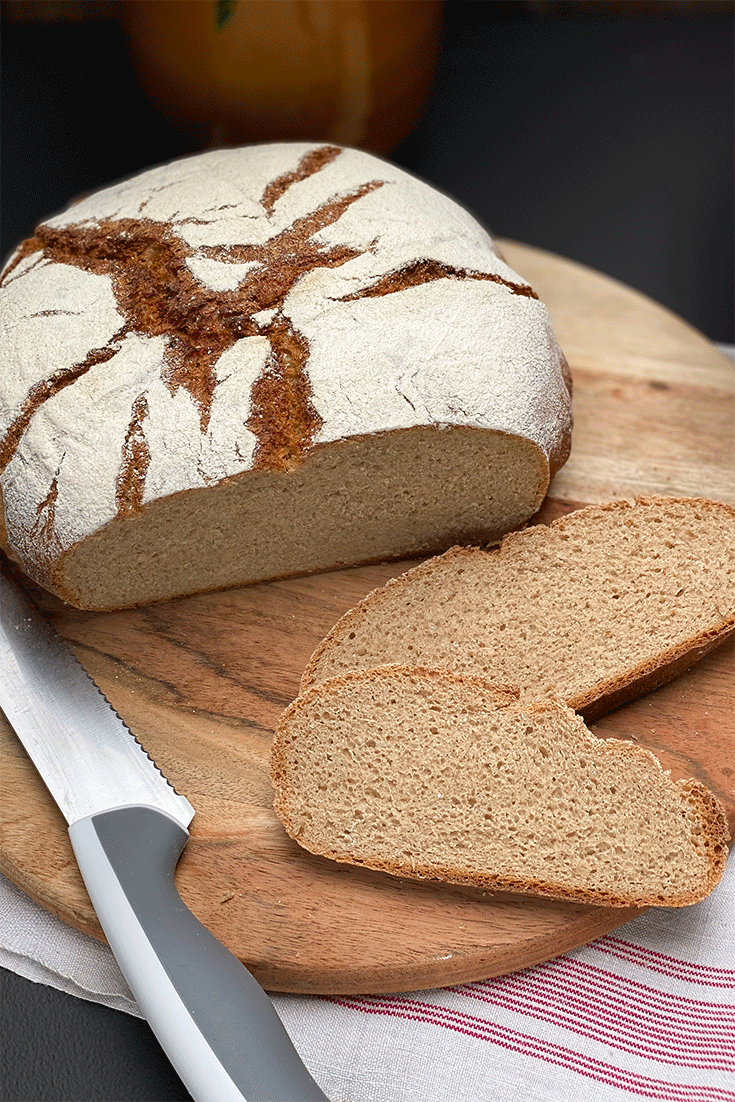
{"left": 69, "top": 805, "right": 330, "bottom": 1102}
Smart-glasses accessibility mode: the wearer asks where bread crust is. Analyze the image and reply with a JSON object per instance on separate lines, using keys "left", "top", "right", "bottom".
{"left": 272, "top": 666, "right": 730, "bottom": 908}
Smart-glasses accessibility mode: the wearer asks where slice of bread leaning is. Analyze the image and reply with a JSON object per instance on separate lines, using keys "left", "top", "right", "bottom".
{"left": 302, "top": 496, "right": 735, "bottom": 720}
{"left": 271, "top": 666, "right": 729, "bottom": 907}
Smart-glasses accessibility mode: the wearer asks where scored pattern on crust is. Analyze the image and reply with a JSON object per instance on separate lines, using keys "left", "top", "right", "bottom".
{"left": 0, "top": 145, "right": 540, "bottom": 536}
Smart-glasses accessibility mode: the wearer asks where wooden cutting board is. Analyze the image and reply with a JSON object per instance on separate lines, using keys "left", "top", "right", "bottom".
{"left": 1, "top": 240, "right": 733, "bottom": 995}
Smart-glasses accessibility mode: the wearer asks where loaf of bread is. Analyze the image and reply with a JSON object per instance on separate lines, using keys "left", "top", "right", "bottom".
{"left": 303, "top": 496, "right": 735, "bottom": 719}
{"left": 271, "top": 666, "right": 729, "bottom": 907}
{"left": 0, "top": 142, "right": 571, "bottom": 610}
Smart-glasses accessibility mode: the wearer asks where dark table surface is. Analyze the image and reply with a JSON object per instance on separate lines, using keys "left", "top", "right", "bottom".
{"left": 1, "top": 3, "right": 733, "bottom": 1100}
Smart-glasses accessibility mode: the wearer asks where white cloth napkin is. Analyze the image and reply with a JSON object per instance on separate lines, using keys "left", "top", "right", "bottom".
{"left": 2, "top": 859, "right": 734, "bottom": 1102}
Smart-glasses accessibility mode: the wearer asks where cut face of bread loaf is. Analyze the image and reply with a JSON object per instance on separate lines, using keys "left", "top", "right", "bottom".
{"left": 303, "top": 497, "right": 735, "bottom": 719}
{"left": 0, "top": 142, "right": 571, "bottom": 609}
{"left": 271, "top": 667, "right": 729, "bottom": 908}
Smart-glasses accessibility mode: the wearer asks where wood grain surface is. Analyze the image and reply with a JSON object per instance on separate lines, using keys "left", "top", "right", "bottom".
{"left": 1, "top": 240, "right": 733, "bottom": 994}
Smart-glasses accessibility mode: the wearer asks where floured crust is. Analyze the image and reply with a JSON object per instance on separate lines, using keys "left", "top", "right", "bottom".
{"left": 0, "top": 142, "right": 571, "bottom": 606}
{"left": 271, "top": 666, "right": 730, "bottom": 908}
{"left": 302, "top": 496, "right": 735, "bottom": 719}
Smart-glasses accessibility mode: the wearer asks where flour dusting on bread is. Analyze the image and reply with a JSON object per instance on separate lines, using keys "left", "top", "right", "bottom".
{"left": 0, "top": 143, "right": 571, "bottom": 608}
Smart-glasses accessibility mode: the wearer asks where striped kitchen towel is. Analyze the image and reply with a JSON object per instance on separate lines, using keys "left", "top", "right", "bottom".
{"left": 2, "top": 852, "right": 733, "bottom": 1101}
{"left": 273, "top": 854, "right": 735, "bottom": 1102}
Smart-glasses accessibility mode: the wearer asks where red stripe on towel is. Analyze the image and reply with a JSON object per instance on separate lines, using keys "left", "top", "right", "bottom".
{"left": 329, "top": 994, "right": 735, "bottom": 1102}
{"left": 594, "top": 937, "right": 735, "bottom": 987}
{"left": 453, "top": 975, "right": 733, "bottom": 1069}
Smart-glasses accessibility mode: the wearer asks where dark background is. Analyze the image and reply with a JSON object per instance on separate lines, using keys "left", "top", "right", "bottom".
{"left": 1, "top": 2, "right": 733, "bottom": 1100}
{"left": 2, "top": 0, "right": 734, "bottom": 341}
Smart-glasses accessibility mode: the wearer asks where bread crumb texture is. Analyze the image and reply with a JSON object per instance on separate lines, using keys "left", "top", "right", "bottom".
{"left": 271, "top": 667, "right": 729, "bottom": 907}
{"left": 0, "top": 143, "right": 571, "bottom": 608}
{"left": 304, "top": 497, "right": 735, "bottom": 717}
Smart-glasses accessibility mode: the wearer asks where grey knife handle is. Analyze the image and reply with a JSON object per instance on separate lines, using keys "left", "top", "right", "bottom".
{"left": 69, "top": 805, "right": 329, "bottom": 1102}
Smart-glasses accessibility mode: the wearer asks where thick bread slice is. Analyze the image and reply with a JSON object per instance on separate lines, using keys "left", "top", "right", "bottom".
{"left": 302, "top": 497, "right": 735, "bottom": 719}
{"left": 271, "top": 666, "right": 729, "bottom": 908}
{"left": 0, "top": 142, "right": 571, "bottom": 610}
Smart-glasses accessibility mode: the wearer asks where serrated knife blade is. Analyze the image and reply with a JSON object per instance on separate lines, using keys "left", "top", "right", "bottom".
{"left": 0, "top": 568, "right": 329, "bottom": 1102}
{"left": 0, "top": 574, "right": 194, "bottom": 829}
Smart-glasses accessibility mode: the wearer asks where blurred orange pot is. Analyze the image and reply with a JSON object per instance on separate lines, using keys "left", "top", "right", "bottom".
{"left": 123, "top": 0, "right": 444, "bottom": 155}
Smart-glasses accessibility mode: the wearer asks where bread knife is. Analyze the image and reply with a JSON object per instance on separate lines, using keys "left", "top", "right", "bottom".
{"left": 0, "top": 569, "right": 329, "bottom": 1102}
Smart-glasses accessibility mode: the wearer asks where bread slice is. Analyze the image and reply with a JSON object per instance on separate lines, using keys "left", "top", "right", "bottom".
{"left": 302, "top": 497, "right": 735, "bottom": 720}
{"left": 271, "top": 666, "right": 729, "bottom": 908}
{"left": 0, "top": 142, "right": 571, "bottom": 609}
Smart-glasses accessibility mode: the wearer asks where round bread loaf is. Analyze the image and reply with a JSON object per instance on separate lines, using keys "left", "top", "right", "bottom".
{"left": 0, "top": 143, "right": 572, "bottom": 609}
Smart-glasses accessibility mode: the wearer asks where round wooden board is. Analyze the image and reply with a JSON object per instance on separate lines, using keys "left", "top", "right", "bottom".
{"left": 1, "top": 240, "right": 733, "bottom": 994}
